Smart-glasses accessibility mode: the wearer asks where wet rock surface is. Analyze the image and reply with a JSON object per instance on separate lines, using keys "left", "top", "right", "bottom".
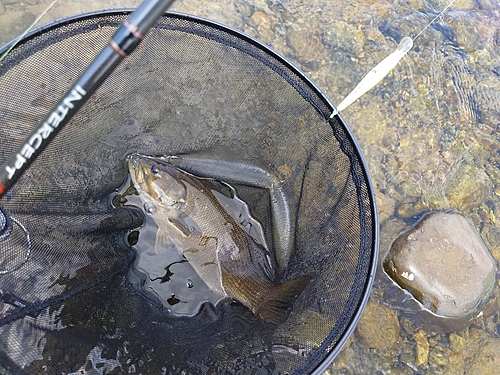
{"left": 414, "top": 330, "right": 429, "bottom": 367}
{"left": 463, "top": 328, "right": 500, "bottom": 375}
{"left": 385, "top": 211, "right": 497, "bottom": 317}
{"left": 356, "top": 301, "right": 400, "bottom": 349}
{"left": 443, "top": 163, "right": 493, "bottom": 211}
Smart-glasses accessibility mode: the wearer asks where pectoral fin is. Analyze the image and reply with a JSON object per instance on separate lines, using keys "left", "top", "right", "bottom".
{"left": 168, "top": 214, "right": 202, "bottom": 237}
{"left": 155, "top": 228, "right": 171, "bottom": 254}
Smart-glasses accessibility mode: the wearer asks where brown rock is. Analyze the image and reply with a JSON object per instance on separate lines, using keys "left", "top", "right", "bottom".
{"left": 356, "top": 301, "right": 400, "bottom": 349}
{"left": 444, "top": 164, "right": 492, "bottom": 211}
{"left": 449, "top": 333, "right": 465, "bottom": 353}
{"left": 429, "top": 346, "right": 449, "bottom": 367}
{"left": 463, "top": 329, "right": 500, "bottom": 375}
{"left": 444, "top": 349, "right": 465, "bottom": 375}
{"left": 414, "top": 330, "right": 429, "bottom": 367}
{"left": 286, "top": 21, "right": 327, "bottom": 61}
{"left": 451, "top": 0, "right": 475, "bottom": 9}
{"left": 384, "top": 211, "right": 497, "bottom": 318}
{"left": 249, "top": 11, "right": 276, "bottom": 45}
{"left": 322, "top": 21, "right": 365, "bottom": 55}
{"left": 329, "top": 341, "right": 352, "bottom": 371}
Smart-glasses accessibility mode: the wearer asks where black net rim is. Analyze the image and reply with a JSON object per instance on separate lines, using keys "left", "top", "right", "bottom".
{"left": 0, "top": 9, "right": 379, "bottom": 375}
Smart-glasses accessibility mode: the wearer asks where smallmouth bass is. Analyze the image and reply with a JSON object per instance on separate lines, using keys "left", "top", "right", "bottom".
{"left": 128, "top": 153, "right": 311, "bottom": 324}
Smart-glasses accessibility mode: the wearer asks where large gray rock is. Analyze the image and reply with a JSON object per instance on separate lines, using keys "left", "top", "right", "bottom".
{"left": 384, "top": 211, "right": 497, "bottom": 318}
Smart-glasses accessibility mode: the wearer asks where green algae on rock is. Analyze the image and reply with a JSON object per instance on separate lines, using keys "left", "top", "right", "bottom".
{"left": 384, "top": 211, "right": 497, "bottom": 322}
{"left": 444, "top": 164, "right": 493, "bottom": 211}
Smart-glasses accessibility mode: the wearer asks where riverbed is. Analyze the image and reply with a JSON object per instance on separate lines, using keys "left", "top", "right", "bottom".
{"left": 1, "top": 0, "right": 499, "bottom": 373}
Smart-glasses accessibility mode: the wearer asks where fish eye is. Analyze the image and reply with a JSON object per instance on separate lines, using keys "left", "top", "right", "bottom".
{"left": 151, "top": 165, "right": 159, "bottom": 174}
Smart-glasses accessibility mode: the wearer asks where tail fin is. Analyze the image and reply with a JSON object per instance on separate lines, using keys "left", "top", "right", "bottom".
{"left": 255, "top": 275, "right": 312, "bottom": 324}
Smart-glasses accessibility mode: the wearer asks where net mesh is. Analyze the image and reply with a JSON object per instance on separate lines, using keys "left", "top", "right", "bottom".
{"left": 0, "top": 11, "right": 376, "bottom": 375}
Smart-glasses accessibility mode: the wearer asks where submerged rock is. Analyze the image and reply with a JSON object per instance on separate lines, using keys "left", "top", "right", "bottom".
{"left": 414, "top": 330, "right": 429, "bottom": 367}
{"left": 356, "top": 301, "right": 400, "bottom": 349}
{"left": 449, "top": 333, "right": 465, "bottom": 353}
{"left": 384, "top": 211, "right": 497, "bottom": 321}
{"left": 463, "top": 328, "right": 500, "bottom": 375}
{"left": 444, "top": 165, "right": 492, "bottom": 211}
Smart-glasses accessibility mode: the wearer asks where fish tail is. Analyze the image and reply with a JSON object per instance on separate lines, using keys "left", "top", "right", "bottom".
{"left": 254, "top": 275, "right": 312, "bottom": 324}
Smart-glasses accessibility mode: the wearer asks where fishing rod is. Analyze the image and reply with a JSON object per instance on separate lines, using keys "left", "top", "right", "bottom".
{"left": 0, "top": 0, "right": 176, "bottom": 198}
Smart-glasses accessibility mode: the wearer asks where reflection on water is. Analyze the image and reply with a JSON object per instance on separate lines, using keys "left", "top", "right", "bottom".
{"left": 0, "top": 305, "right": 66, "bottom": 368}
{"left": 2, "top": 0, "right": 500, "bottom": 373}
{"left": 68, "top": 346, "right": 120, "bottom": 375}
{"left": 111, "top": 161, "right": 279, "bottom": 318}
{"left": 112, "top": 174, "right": 222, "bottom": 317}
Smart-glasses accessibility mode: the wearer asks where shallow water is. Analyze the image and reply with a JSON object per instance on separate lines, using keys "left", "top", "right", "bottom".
{"left": 2, "top": 0, "right": 500, "bottom": 373}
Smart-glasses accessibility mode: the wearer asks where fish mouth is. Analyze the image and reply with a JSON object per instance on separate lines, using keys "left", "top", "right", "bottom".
{"left": 127, "top": 153, "right": 188, "bottom": 208}
{"left": 128, "top": 153, "right": 147, "bottom": 185}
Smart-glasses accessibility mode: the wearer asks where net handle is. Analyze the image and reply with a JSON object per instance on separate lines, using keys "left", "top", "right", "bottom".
{"left": 0, "top": 0, "right": 175, "bottom": 198}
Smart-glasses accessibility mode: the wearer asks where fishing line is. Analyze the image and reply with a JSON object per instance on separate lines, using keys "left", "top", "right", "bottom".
{"left": 0, "top": 0, "right": 58, "bottom": 63}
{"left": 412, "top": 0, "right": 457, "bottom": 42}
{"left": 330, "top": 0, "right": 457, "bottom": 118}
